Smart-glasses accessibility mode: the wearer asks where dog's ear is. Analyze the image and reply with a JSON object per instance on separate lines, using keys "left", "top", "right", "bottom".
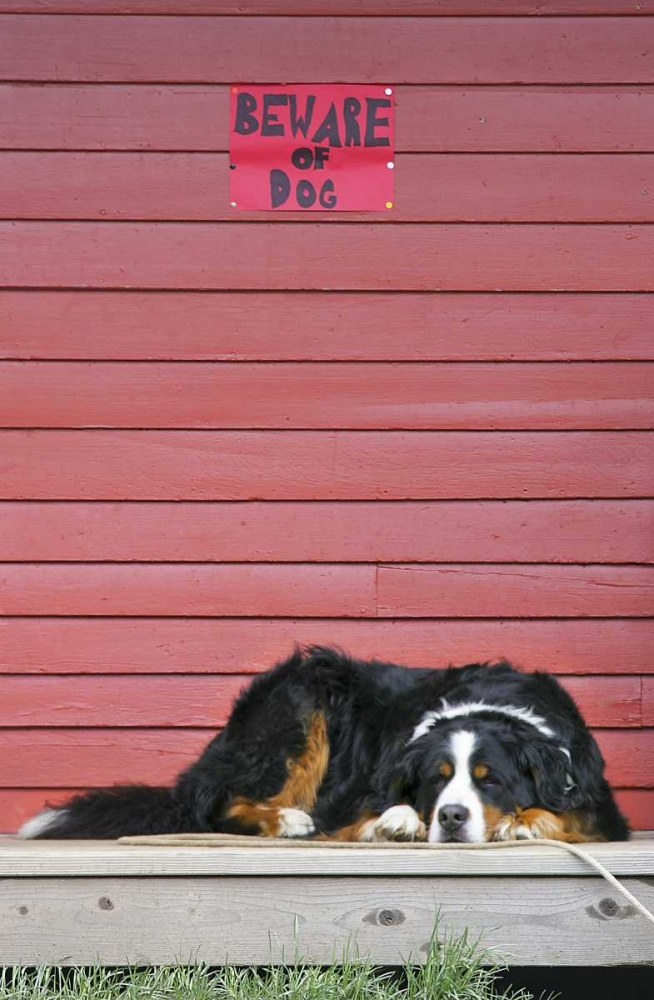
{"left": 516, "top": 738, "right": 590, "bottom": 812}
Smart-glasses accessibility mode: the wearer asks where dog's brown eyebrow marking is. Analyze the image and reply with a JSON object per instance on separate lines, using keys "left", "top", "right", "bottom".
{"left": 473, "top": 763, "right": 489, "bottom": 780}
{"left": 439, "top": 761, "right": 453, "bottom": 778}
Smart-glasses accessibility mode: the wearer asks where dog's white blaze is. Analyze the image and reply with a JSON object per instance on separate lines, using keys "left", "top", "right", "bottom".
{"left": 429, "top": 730, "right": 486, "bottom": 844}
{"left": 410, "top": 699, "right": 555, "bottom": 744}
{"left": 18, "top": 808, "right": 66, "bottom": 839}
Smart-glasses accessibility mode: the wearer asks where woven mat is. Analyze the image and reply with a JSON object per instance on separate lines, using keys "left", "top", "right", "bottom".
{"left": 118, "top": 832, "right": 530, "bottom": 850}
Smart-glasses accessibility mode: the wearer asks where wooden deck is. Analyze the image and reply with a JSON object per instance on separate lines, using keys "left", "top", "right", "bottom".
{"left": 1, "top": 836, "right": 653, "bottom": 968}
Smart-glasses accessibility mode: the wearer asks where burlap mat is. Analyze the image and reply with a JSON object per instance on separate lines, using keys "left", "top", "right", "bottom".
{"left": 118, "top": 832, "right": 535, "bottom": 850}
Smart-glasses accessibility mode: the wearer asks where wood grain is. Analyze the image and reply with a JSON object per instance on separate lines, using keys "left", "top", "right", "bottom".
{"left": 3, "top": 291, "right": 653, "bottom": 361}
{"left": 616, "top": 790, "right": 654, "bottom": 831}
{"left": 0, "top": 674, "right": 639, "bottom": 728}
{"left": 5, "top": 16, "right": 653, "bottom": 84}
{"left": 0, "top": 564, "right": 379, "bottom": 617}
{"left": 1, "top": 618, "right": 651, "bottom": 676}
{"left": 0, "top": 674, "right": 248, "bottom": 727}
{"left": 1, "top": 563, "right": 651, "bottom": 618}
{"left": 0, "top": 728, "right": 649, "bottom": 787}
{"left": 3, "top": 361, "right": 653, "bottom": 430}
{"left": 4, "top": 0, "right": 653, "bottom": 844}
{"left": 5, "top": 152, "right": 654, "bottom": 223}
{"left": 1, "top": 431, "right": 651, "bottom": 500}
{"left": 4, "top": 223, "right": 654, "bottom": 291}
{"left": 376, "top": 564, "right": 654, "bottom": 618}
{"left": 3, "top": 2, "right": 651, "bottom": 14}
{"left": 2, "top": 874, "right": 654, "bottom": 966}
{"left": 3, "top": 500, "right": 651, "bottom": 563}
{"left": 643, "top": 678, "right": 654, "bottom": 725}
{"left": 4, "top": 836, "right": 654, "bottom": 877}
{"left": 4, "top": 85, "right": 654, "bottom": 152}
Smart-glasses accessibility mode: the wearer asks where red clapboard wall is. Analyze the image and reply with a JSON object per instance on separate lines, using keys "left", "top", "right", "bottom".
{"left": 1, "top": 0, "right": 654, "bottom": 833}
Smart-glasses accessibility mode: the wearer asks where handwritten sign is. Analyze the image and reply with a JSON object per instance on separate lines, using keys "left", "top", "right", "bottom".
{"left": 229, "top": 84, "right": 394, "bottom": 212}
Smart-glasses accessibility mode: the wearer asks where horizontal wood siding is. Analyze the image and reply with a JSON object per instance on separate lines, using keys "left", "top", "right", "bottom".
{"left": 2, "top": 362, "right": 653, "bottom": 429}
{"left": 4, "top": 86, "right": 654, "bottom": 152}
{"left": 2, "top": 431, "right": 651, "bottom": 499}
{"left": 4, "top": 3, "right": 653, "bottom": 15}
{"left": 0, "top": 729, "right": 651, "bottom": 788}
{"left": 5, "top": 153, "right": 654, "bottom": 223}
{"left": 0, "top": 675, "right": 642, "bottom": 729}
{"left": 2, "top": 501, "right": 652, "bottom": 562}
{"left": 3, "top": 292, "right": 653, "bottom": 361}
{"left": 1, "top": 619, "right": 652, "bottom": 675}
{"left": 4, "top": 223, "right": 654, "bottom": 290}
{"left": 4, "top": 17, "right": 654, "bottom": 83}
{"left": 1, "top": 3, "right": 652, "bottom": 835}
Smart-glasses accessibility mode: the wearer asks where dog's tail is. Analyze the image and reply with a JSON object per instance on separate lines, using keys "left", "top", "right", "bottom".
{"left": 18, "top": 785, "right": 197, "bottom": 839}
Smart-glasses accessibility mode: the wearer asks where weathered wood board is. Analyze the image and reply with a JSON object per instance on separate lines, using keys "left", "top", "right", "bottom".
{"left": 1, "top": 874, "right": 653, "bottom": 967}
{"left": 1, "top": 839, "right": 653, "bottom": 966}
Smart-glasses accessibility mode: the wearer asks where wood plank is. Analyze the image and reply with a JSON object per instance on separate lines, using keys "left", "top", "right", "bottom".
{"left": 615, "top": 790, "right": 654, "bottom": 831}
{"left": 0, "top": 728, "right": 648, "bottom": 787}
{"left": 643, "top": 677, "right": 654, "bottom": 725}
{"left": 2, "top": 430, "right": 651, "bottom": 499}
{"left": 5, "top": 16, "right": 654, "bottom": 84}
{"left": 595, "top": 730, "right": 654, "bottom": 788}
{"left": 0, "top": 790, "right": 77, "bottom": 832}
{"left": 3, "top": 2, "right": 652, "bottom": 15}
{"left": 4, "top": 223, "right": 654, "bottom": 291}
{"left": 0, "top": 729, "right": 211, "bottom": 786}
{"left": 6, "top": 152, "right": 654, "bottom": 223}
{"left": 3, "top": 500, "right": 652, "bottom": 563}
{"left": 0, "top": 674, "right": 639, "bottom": 728}
{"left": 3, "top": 362, "right": 653, "bottom": 430}
{"left": 377, "top": 565, "right": 654, "bottom": 618}
{"left": 3, "top": 291, "right": 653, "bottom": 362}
{"left": 3, "top": 837, "right": 654, "bottom": 878}
{"left": 2, "top": 874, "right": 653, "bottom": 966}
{"left": 0, "top": 675, "right": 247, "bottom": 727}
{"left": 1, "top": 564, "right": 651, "bottom": 618}
{"left": 0, "top": 564, "right": 378, "bottom": 617}
{"left": 2, "top": 618, "right": 653, "bottom": 676}
{"left": 4, "top": 85, "right": 654, "bottom": 152}
{"left": 2, "top": 788, "right": 653, "bottom": 835}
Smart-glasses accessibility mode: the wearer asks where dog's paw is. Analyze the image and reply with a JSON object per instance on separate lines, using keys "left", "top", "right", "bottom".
{"left": 491, "top": 808, "right": 563, "bottom": 842}
{"left": 276, "top": 807, "right": 315, "bottom": 838}
{"left": 366, "top": 805, "right": 427, "bottom": 843}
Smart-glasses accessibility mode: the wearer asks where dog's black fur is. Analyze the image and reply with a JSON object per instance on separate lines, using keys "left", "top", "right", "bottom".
{"left": 21, "top": 647, "right": 629, "bottom": 842}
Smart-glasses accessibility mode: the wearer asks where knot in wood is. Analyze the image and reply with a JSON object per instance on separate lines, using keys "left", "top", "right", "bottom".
{"left": 599, "top": 897, "right": 619, "bottom": 917}
{"left": 98, "top": 896, "right": 114, "bottom": 911}
{"left": 377, "top": 908, "right": 404, "bottom": 926}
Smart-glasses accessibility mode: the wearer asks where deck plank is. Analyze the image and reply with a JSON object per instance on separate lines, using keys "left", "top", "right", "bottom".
{"left": 2, "top": 836, "right": 653, "bottom": 877}
{"left": 1, "top": 872, "right": 653, "bottom": 966}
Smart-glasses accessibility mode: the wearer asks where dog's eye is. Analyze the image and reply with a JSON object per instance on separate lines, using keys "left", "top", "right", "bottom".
{"left": 480, "top": 774, "right": 497, "bottom": 786}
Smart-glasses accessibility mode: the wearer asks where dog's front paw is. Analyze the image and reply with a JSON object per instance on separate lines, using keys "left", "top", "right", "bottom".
{"left": 276, "top": 807, "right": 315, "bottom": 838}
{"left": 367, "top": 805, "right": 427, "bottom": 843}
{"left": 491, "top": 808, "right": 563, "bottom": 842}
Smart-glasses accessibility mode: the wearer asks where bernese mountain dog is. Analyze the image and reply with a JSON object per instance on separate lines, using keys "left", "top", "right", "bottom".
{"left": 19, "top": 647, "right": 629, "bottom": 843}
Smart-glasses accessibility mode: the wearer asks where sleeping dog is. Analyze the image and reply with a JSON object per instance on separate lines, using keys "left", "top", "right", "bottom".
{"left": 20, "top": 646, "right": 629, "bottom": 843}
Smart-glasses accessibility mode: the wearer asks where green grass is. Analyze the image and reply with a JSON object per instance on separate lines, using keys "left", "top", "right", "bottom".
{"left": 0, "top": 930, "right": 548, "bottom": 1000}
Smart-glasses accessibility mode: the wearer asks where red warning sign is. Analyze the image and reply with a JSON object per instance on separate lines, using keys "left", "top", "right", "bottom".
{"left": 229, "top": 84, "right": 395, "bottom": 212}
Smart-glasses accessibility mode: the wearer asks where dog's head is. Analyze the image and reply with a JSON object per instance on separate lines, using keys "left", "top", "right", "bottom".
{"left": 394, "top": 711, "right": 586, "bottom": 843}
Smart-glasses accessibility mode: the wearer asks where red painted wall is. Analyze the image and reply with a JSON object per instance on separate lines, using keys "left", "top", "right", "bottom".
{"left": 1, "top": 1, "right": 653, "bottom": 833}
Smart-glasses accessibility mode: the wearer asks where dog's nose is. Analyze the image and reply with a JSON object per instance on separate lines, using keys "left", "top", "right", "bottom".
{"left": 438, "top": 804, "right": 469, "bottom": 832}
